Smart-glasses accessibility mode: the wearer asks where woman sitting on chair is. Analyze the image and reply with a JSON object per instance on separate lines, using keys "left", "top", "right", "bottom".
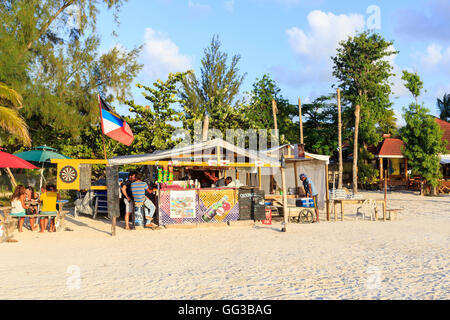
{"left": 10, "top": 185, "right": 30, "bottom": 232}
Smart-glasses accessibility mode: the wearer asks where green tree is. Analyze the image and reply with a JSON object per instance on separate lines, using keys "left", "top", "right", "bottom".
{"left": 0, "top": 0, "right": 141, "bottom": 155}
{"left": 332, "top": 31, "right": 397, "bottom": 192}
{"left": 125, "top": 72, "right": 191, "bottom": 154}
{"left": 400, "top": 71, "right": 447, "bottom": 195}
{"left": 437, "top": 93, "right": 450, "bottom": 122}
{"left": 180, "top": 35, "right": 247, "bottom": 134}
{"left": 242, "top": 74, "right": 297, "bottom": 145}
{"left": 301, "top": 95, "right": 341, "bottom": 156}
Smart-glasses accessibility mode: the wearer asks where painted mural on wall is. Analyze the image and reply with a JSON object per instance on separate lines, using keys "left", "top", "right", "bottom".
{"left": 159, "top": 189, "right": 239, "bottom": 225}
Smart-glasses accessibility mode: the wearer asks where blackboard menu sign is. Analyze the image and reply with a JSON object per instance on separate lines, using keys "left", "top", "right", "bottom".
{"left": 106, "top": 165, "right": 120, "bottom": 218}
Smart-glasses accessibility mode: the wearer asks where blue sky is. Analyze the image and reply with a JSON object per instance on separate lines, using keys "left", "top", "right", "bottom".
{"left": 97, "top": 0, "right": 450, "bottom": 126}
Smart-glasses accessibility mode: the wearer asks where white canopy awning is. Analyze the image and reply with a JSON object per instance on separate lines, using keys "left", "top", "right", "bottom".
{"left": 263, "top": 144, "right": 330, "bottom": 164}
{"left": 440, "top": 154, "right": 450, "bottom": 165}
{"left": 108, "top": 138, "right": 281, "bottom": 167}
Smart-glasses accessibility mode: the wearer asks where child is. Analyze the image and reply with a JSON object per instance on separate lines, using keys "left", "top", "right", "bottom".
{"left": 25, "top": 186, "right": 39, "bottom": 231}
{"left": 10, "top": 185, "right": 30, "bottom": 232}
{"left": 39, "top": 185, "right": 58, "bottom": 233}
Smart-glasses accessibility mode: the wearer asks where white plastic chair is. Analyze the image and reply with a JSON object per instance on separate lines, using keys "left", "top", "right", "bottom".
{"left": 356, "top": 199, "right": 377, "bottom": 221}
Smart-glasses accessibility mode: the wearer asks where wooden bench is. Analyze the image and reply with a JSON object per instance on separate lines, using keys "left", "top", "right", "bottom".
{"left": 385, "top": 208, "right": 402, "bottom": 221}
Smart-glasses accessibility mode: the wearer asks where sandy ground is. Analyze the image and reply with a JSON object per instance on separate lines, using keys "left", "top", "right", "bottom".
{"left": 0, "top": 191, "right": 449, "bottom": 300}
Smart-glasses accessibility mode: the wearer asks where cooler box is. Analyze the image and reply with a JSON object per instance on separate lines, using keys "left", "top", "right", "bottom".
{"left": 296, "top": 198, "right": 314, "bottom": 208}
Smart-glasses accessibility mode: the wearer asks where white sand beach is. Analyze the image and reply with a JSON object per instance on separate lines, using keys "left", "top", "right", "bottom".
{"left": 0, "top": 191, "right": 449, "bottom": 300}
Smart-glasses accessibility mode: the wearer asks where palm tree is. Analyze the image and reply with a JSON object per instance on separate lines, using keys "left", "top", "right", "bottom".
{"left": 437, "top": 93, "right": 450, "bottom": 122}
{"left": 0, "top": 82, "right": 31, "bottom": 146}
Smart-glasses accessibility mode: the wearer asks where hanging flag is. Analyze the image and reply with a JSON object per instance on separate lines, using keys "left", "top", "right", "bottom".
{"left": 98, "top": 95, "right": 134, "bottom": 146}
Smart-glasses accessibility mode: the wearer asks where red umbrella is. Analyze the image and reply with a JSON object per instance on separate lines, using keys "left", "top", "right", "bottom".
{"left": 0, "top": 150, "right": 38, "bottom": 169}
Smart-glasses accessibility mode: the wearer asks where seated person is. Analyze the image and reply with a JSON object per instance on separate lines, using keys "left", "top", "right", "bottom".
{"left": 39, "top": 185, "right": 59, "bottom": 233}
{"left": 10, "top": 185, "right": 30, "bottom": 232}
{"left": 25, "top": 186, "right": 39, "bottom": 231}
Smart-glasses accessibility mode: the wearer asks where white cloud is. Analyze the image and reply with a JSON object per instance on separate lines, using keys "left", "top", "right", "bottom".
{"left": 223, "top": 0, "right": 235, "bottom": 13}
{"left": 277, "top": 10, "right": 364, "bottom": 87}
{"left": 188, "top": 0, "right": 211, "bottom": 13}
{"left": 142, "top": 28, "right": 192, "bottom": 80}
{"left": 420, "top": 44, "right": 450, "bottom": 71}
{"left": 286, "top": 10, "right": 365, "bottom": 60}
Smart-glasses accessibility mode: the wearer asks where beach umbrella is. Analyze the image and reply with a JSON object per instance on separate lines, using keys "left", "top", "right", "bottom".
{"left": 14, "top": 145, "right": 70, "bottom": 164}
{"left": 0, "top": 150, "right": 38, "bottom": 169}
{"left": 0, "top": 150, "right": 38, "bottom": 188}
{"left": 14, "top": 145, "right": 71, "bottom": 189}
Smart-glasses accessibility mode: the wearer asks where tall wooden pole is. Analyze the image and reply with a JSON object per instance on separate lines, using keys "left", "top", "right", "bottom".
{"left": 281, "top": 166, "right": 288, "bottom": 232}
{"left": 298, "top": 98, "right": 304, "bottom": 145}
{"left": 353, "top": 104, "right": 361, "bottom": 194}
{"left": 258, "top": 167, "right": 262, "bottom": 190}
{"left": 98, "top": 95, "right": 108, "bottom": 161}
{"left": 337, "top": 88, "right": 343, "bottom": 189}
{"left": 202, "top": 115, "right": 209, "bottom": 142}
{"left": 325, "top": 164, "right": 330, "bottom": 221}
{"left": 272, "top": 99, "right": 278, "bottom": 139}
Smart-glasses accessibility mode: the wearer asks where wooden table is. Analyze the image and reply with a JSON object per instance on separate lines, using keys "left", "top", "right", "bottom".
{"left": 332, "top": 199, "right": 386, "bottom": 222}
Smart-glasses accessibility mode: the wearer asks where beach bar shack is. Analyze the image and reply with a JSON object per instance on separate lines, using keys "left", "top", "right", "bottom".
{"left": 260, "top": 144, "right": 331, "bottom": 220}
{"left": 108, "top": 138, "right": 282, "bottom": 227}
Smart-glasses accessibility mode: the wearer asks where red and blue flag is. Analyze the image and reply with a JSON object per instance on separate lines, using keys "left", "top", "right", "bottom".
{"left": 98, "top": 95, "right": 134, "bottom": 146}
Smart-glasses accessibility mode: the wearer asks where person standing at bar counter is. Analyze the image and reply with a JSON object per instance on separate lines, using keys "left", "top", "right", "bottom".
{"left": 299, "top": 173, "right": 320, "bottom": 223}
{"left": 131, "top": 172, "right": 156, "bottom": 227}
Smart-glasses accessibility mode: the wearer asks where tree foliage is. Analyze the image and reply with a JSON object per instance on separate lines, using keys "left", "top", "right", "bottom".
{"left": 0, "top": 0, "right": 141, "bottom": 155}
{"left": 437, "top": 93, "right": 450, "bottom": 122}
{"left": 242, "top": 74, "right": 297, "bottom": 145}
{"left": 180, "top": 35, "right": 247, "bottom": 134}
{"left": 332, "top": 31, "right": 397, "bottom": 191}
{"left": 400, "top": 71, "right": 447, "bottom": 192}
{"left": 0, "top": 82, "right": 30, "bottom": 146}
{"left": 332, "top": 31, "right": 397, "bottom": 147}
{"left": 125, "top": 72, "right": 190, "bottom": 154}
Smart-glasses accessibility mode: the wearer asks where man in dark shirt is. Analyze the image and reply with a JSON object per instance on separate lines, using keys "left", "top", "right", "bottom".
{"left": 121, "top": 172, "right": 135, "bottom": 230}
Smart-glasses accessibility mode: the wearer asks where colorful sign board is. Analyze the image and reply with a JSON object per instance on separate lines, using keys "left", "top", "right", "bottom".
{"left": 169, "top": 190, "right": 196, "bottom": 218}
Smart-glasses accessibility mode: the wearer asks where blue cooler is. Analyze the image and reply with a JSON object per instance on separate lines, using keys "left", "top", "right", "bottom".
{"left": 296, "top": 198, "right": 314, "bottom": 208}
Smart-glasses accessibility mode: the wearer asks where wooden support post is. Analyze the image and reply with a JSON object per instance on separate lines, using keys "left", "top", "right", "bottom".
{"left": 281, "top": 167, "right": 288, "bottom": 232}
{"left": 334, "top": 201, "right": 337, "bottom": 221}
{"left": 258, "top": 167, "right": 262, "bottom": 190}
{"left": 111, "top": 217, "right": 116, "bottom": 236}
{"left": 379, "top": 158, "right": 384, "bottom": 181}
{"left": 404, "top": 158, "right": 408, "bottom": 182}
{"left": 341, "top": 201, "right": 344, "bottom": 222}
{"left": 325, "top": 164, "right": 330, "bottom": 221}
{"left": 202, "top": 115, "right": 209, "bottom": 142}
{"left": 353, "top": 104, "right": 360, "bottom": 194}
{"left": 272, "top": 99, "right": 278, "bottom": 139}
{"left": 337, "top": 88, "right": 343, "bottom": 189}
{"left": 294, "top": 163, "right": 299, "bottom": 189}
{"left": 298, "top": 98, "right": 304, "bottom": 145}
{"left": 384, "top": 169, "right": 388, "bottom": 222}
